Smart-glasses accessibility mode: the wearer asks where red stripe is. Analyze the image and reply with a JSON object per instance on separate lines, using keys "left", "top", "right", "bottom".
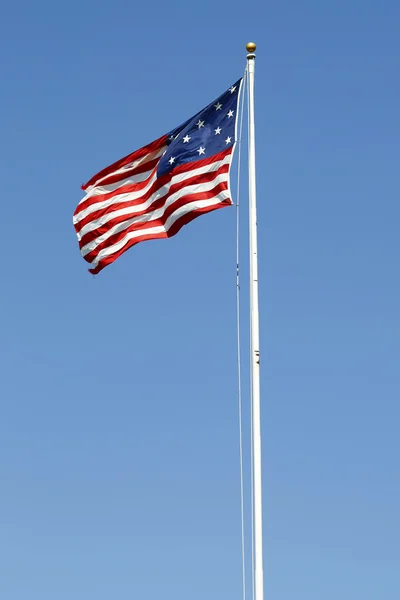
{"left": 81, "top": 145, "right": 231, "bottom": 196}
{"left": 83, "top": 180, "right": 231, "bottom": 264}
{"left": 168, "top": 147, "right": 232, "bottom": 176}
{"left": 85, "top": 153, "right": 163, "bottom": 191}
{"left": 75, "top": 155, "right": 163, "bottom": 218}
{"left": 75, "top": 144, "right": 235, "bottom": 274}
{"left": 75, "top": 147, "right": 231, "bottom": 221}
{"left": 75, "top": 150, "right": 231, "bottom": 227}
{"left": 88, "top": 203, "right": 230, "bottom": 275}
{"left": 84, "top": 155, "right": 162, "bottom": 191}
{"left": 76, "top": 163, "right": 230, "bottom": 245}
{"left": 74, "top": 165, "right": 165, "bottom": 226}
{"left": 81, "top": 135, "right": 167, "bottom": 190}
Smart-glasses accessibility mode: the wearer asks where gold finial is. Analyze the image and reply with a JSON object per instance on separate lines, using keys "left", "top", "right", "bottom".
{"left": 246, "top": 42, "right": 256, "bottom": 53}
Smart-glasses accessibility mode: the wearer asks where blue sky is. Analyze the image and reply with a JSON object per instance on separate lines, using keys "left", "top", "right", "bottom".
{"left": 1, "top": 1, "right": 399, "bottom": 599}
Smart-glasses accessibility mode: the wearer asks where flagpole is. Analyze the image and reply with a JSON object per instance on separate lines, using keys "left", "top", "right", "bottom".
{"left": 246, "top": 41, "right": 264, "bottom": 600}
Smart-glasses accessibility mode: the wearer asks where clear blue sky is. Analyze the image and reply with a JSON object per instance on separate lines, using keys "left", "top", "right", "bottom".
{"left": 1, "top": 1, "right": 399, "bottom": 599}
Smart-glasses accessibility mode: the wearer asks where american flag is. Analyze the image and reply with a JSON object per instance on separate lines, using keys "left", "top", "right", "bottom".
{"left": 73, "top": 79, "right": 243, "bottom": 274}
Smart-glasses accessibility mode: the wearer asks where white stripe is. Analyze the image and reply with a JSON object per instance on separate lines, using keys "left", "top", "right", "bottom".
{"left": 80, "top": 172, "right": 229, "bottom": 256}
{"left": 85, "top": 146, "right": 166, "bottom": 190}
{"left": 74, "top": 153, "right": 231, "bottom": 227}
{"left": 84, "top": 167, "right": 156, "bottom": 198}
{"left": 88, "top": 195, "right": 230, "bottom": 270}
{"left": 74, "top": 170, "right": 158, "bottom": 227}
{"left": 78, "top": 166, "right": 230, "bottom": 242}
{"left": 164, "top": 194, "right": 229, "bottom": 229}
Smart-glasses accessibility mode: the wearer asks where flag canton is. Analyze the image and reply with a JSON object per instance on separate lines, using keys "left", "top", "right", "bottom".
{"left": 158, "top": 79, "right": 242, "bottom": 177}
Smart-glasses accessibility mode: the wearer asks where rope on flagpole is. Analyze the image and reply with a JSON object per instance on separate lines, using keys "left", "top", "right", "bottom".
{"left": 236, "top": 66, "right": 248, "bottom": 600}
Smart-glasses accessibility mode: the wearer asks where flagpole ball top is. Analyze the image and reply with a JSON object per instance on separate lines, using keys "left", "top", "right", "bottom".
{"left": 246, "top": 42, "right": 256, "bottom": 53}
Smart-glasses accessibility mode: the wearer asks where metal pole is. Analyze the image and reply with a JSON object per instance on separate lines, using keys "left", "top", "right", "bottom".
{"left": 246, "top": 41, "right": 264, "bottom": 600}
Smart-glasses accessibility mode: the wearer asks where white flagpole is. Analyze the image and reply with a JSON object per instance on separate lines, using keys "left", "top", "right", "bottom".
{"left": 246, "top": 41, "right": 264, "bottom": 600}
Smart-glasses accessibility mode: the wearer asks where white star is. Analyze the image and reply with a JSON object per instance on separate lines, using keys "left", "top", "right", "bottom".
{"left": 197, "top": 146, "right": 206, "bottom": 155}
{"left": 169, "top": 157, "right": 176, "bottom": 165}
{"left": 225, "top": 136, "right": 232, "bottom": 145}
{"left": 169, "top": 135, "right": 175, "bottom": 141}
{"left": 196, "top": 120, "right": 205, "bottom": 129}
{"left": 183, "top": 135, "right": 191, "bottom": 143}
{"left": 227, "top": 110, "right": 234, "bottom": 118}
{"left": 229, "top": 85, "right": 237, "bottom": 94}
{"left": 215, "top": 127, "right": 222, "bottom": 135}
{"left": 214, "top": 102, "right": 222, "bottom": 110}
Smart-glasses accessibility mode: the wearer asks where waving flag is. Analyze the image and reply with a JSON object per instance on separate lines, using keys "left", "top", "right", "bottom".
{"left": 73, "top": 79, "right": 242, "bottom": 274}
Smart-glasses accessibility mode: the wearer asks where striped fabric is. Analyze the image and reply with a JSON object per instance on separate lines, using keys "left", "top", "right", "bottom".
{"left": 73, "top": 80, "right": 242, "bottom": 274}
